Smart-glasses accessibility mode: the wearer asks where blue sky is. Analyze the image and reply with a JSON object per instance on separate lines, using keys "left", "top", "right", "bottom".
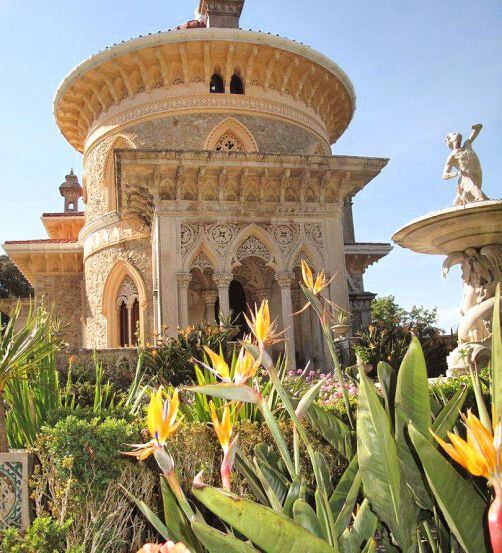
{"left": 0, "top": 0, "right": 501, "bottom": 330}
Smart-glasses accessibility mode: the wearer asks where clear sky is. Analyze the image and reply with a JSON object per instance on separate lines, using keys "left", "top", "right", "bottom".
{"left": 0, "top": 0, "right": 500, "bottom": 330}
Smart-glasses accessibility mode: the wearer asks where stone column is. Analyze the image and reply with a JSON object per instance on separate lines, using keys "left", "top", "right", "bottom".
{"left": 154, "top": 213, "right": 180, "bottom": 336}
{"left": 201, "top": 290, "right": 219, "bottom": 323}
{"left": 291, "top": 288, "right": 303, "bottom": 365}
{"left": 177, "top": 273, "right": 192, "bottom": 330}
{"left": 213, "top": 273, "right": 233, "bottom": 319}
{"left": 324, "top": 214, "right": 350, "bottom": 311}
{"left": 275, "top": 272, "right": 297, "bottom": 371}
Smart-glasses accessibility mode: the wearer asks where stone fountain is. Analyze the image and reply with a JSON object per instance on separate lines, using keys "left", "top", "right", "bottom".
{"left": 393, "top": 124, "right": 502, "bottom": 373}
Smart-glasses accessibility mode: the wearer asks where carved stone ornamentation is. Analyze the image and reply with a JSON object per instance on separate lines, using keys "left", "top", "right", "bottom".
{"left": 275, "top": 272, "right": 295, "bottom": 288}
{"left": 214, "top": 131, "right": 245, "bottom": 152}
{"left": 177, "top": 272, "right": 192, "bottom": 289}
{"left": 304, "top": 222, "right": 324, "bottom": 253}
{"left": 443, "top": 244, "right": 502, "bottom": 343}
{"left": 235, "top": 236, "right": 271, "bottom": 264}
{"left": 213, "top": 273, "right": 233, "bottom": 289}
{"left": 190, "top": 252, "right": 213, "bottom": 272}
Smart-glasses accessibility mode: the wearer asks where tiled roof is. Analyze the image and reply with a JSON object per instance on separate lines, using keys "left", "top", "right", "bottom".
{"left": 4, "top": 238, "right": 78, "bottom": 244}
{"left": 41, "top": 212, "right": 84, "bottom": 217}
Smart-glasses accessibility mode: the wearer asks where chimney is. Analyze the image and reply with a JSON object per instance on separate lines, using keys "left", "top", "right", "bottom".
{"left": 197, "top": 0, "right": 244, "bottom": 28}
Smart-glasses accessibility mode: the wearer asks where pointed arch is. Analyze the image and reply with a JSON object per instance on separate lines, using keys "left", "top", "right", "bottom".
{"left": 288, "top": 241, "right": 324, "bottom": 272}
{"left": 104, "top": 135, "right": 137, "bottom": 211}
{"left": 204, "top": 117, "right": 258, "bottom": 152}
{"left": 183, "top": 239, "right": 220, "bottom": 273}
{"left": 226, "top": 223, "right": 282, "bottom": 272}
{"left": 102, "top": 259, "right": 147, "bottom": 347}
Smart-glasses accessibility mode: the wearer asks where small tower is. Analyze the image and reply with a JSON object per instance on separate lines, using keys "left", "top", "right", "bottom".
{"left": 59, "top": 169, "right": 82, "bottom": 212}
{"left": 197, "top": 0, "right": 244, "bottom": 28}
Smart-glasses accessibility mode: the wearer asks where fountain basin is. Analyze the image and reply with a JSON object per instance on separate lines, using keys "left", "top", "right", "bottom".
{"left": 392, "top": 200, "right": 502, "bottom": 255}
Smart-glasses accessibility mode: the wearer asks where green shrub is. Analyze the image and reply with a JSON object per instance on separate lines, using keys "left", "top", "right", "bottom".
{"left": 0, "top": 517, "right": 79, "bottom": 553}
{"left": 169, "top": 420, "right": 347, "bottom": 495}
{"left": 35, "top": 415, "right": 140, "bottom": 500}
{"left": 142, "top": 322, "right": 236, "bottom": 385}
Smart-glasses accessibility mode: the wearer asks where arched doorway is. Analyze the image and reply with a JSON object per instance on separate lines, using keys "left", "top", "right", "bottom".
{"left": 229, "top": 279, "right": 248, "bottom": 337}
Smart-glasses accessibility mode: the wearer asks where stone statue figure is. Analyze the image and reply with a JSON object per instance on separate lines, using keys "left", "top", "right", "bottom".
{"left": 442, "top": 123, "right": 489, "bottom": 205}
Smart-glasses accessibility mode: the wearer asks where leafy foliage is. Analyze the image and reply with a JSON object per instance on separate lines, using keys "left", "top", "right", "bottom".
{"left": 356, "top": 294, "right": 456, "bottom": 376}
{"left": 143, "top": 322, "right": 237, "bottom": 386}
{"left": 0, "top": 517, "right": 78, "bottom": 553}
{"left": 0, "top": 255, "right": 33, "bottom": 299}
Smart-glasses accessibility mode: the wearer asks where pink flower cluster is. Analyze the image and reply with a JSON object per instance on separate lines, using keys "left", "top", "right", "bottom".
{"left": 286, "top": 368, "right": 358, "bottom": 405}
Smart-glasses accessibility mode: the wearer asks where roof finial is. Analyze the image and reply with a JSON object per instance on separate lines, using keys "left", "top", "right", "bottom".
{"left": 59, "top": 170, "right": 83, "bottom": 213}
{"left": 197, "top": 0, "right": 244, "bottom": 29}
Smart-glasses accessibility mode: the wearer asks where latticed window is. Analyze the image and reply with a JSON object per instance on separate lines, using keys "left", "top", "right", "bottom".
{"left": 117, "top": 276, "right": 140, "bottom": 346}
{"left": 214, "top": 131, "right": 244, "bottom": 152}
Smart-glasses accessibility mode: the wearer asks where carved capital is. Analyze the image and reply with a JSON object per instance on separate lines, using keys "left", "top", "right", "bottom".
{"left": 213, "top": 273, "right": 233, "bottom": 290}
{"left": 177, "top": 272, "right": 192, "bottom": 288}
{"left": 201, "top": 290, "right": 219, "bottom": 305}
{"left": 275, "top": 272, "right": 295, "bottom": 288}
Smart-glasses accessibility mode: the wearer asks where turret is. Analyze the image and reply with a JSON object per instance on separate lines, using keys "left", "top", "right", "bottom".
{"left": 59, "top": 169, "right": 82, "bottom": 212}
{"left": 197, "top": 0, "right": 244, "bottom": 28}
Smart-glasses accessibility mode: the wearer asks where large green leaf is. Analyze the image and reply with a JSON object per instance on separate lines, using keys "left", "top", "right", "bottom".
{"left": 193, "top": 482, "right": 337, "bottom": 553}
{"left": 160, "top": 477, "right": 202, "bottom": 553}
{"left": 188, "top": 383, "right": 261, "bottom": 404}
{"left": 338, "top": 499, "right": 378, "bottom": 553}
{"left": 332, "top": 465, "right": 362, "bottom": 537}
{"left": 376, "top": 361, "right": 393, "bottom": 416}
{"left": 235, "top": 450, "right": 269, "bottom": 506}
{"left": 293, "top": 499, "right": 325, "bottom": 540}
{"left": 191, "top": 520, "right": 258, "bottom": 552}
{"left": 307, "top": 403, "right": 355, "bottom": 460}
{"left": 357, "top": 369, "right": 417, "bottom": 551}
{"left": 492, "top": 284, "right": 502, "bottom": 422}
{"left": 408, "top": 423, "right": 489, "bottom": 553}
{"left": 431, "top": 384, "right": 467, "bottom": 439}
{"left": 394, "top": 337, "right": 433, "bottom": 509}
{"left": 283, "top": 477, "right": 303, "bottom": 518}
{"left": 329, "top": 455, "right": 359, "bottom": 517}
{"left": 395, "top": 336, "right": 431, "bottom": 435}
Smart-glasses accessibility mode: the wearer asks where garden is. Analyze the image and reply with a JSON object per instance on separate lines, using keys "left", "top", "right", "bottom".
{"left": 0, "top": 262, "right": 500, "bottom": 553}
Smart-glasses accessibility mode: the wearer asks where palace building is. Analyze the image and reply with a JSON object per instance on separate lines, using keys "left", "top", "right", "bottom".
{"left": 3, "top": 0, "right": 391, "bottom": 369}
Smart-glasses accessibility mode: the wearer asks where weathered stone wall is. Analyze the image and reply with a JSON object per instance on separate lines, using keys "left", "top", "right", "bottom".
{"left": 122, "top": 113, "right": 320, "bottom": 153}
{"left": 34, "top": 274, "right": 83, "bottom": 347}
{"left": 82, "top": 113, "right": 322, "bottom": 222}
{"left": 83, "top": 238, "right": 153, "bottom": 348}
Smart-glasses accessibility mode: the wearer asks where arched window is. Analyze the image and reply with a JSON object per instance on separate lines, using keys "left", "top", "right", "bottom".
{"left": 210, "top": 74, "right": 224, "bottom": 93}
{"left": 119, "top": 301, "right": 128, "bottom": 347}
{"left": 230, "top": 74, "right": 244, "bottom": 95}
{"left": 131, "top": 298, "right": 140, "bottom": 345}
{"left": 116, "top": 276, "right": 139, "bottom": 347}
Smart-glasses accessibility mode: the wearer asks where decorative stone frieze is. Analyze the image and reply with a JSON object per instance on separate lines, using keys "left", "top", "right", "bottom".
{"left": 0, "top": 451, "right": 31, "bottom": 531}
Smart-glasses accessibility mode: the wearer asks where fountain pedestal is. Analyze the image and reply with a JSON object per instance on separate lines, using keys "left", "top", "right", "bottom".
{"left": 393, "top": 200, "right": 502, "bottom": 373}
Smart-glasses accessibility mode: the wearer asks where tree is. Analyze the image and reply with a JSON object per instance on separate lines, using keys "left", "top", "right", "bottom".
{"left": 358, "top": 295, "right": 453, "bottom": 376}
{"left": 0, "top": 255, "right": 33, "bottom": 298}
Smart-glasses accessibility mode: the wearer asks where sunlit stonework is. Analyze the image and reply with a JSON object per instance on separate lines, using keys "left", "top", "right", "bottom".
{"left": 2, "top": 0, "right": 391, "bottom": 369}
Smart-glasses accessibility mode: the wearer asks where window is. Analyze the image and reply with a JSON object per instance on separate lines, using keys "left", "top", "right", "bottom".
{"left": 230, "top": 74, "right": 244, "bottom": 95}
{"left": 214, "top": 131, "right": 244, "bottom": 152}
{"left": 210, "top": 74, "right": 224, "bottom": 93}
{"left": 116, "top": 276, "right": 140, "bottom": 347}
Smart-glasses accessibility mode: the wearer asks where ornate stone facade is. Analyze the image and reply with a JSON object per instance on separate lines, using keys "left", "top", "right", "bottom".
{"left": 3, "top": 1, "right": 391, "bottom": 366}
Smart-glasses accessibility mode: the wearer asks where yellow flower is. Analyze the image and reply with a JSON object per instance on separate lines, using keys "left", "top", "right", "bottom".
{"left": 126, "top": 387, "right": 181, "bottom": 461}
{"left": 301, "top": 259, "right": 329, "bottom": 295}
{"left": 234, "top": 346, "right": 260, "bottom": 385}
{"left": 210, "top": 401, "right": 233, "bottom": 454}
{"left": 203, "top": 346, "right": 231, "bottom": 381}
{"left": 210, "top": 401, "right": 238, "bottom": 491}
{"left": 432, "top": 410, "right": 501, "bottom": 483}
{"left": 244, "top": 300, "right": 282, "bottom": 346}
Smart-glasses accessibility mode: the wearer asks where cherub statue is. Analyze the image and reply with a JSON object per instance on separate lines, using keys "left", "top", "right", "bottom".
{"left": 442, "top": 123, "right": 489, "bottom": 205}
